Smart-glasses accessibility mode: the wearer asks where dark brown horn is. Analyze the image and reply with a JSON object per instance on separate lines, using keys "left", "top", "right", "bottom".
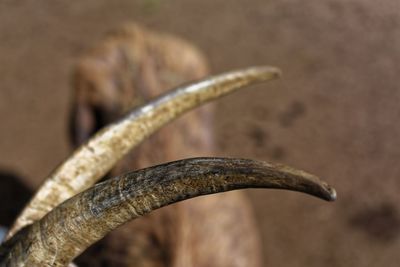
{"left": 0, "top": 157, "right": 335, "bottom": 267}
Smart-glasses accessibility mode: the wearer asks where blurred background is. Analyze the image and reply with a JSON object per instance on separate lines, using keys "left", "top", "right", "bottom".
{"left": 1, "top": 0, "right": 399, "bottom": 266}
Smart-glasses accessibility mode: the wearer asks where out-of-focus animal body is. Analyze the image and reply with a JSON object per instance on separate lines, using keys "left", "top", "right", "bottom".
{"left": 71, "top": 23, "right": 261, "bottom": 267}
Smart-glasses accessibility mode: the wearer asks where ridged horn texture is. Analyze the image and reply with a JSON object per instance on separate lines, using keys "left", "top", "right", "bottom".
{"left": 0, "top": 157, "right": 336, "bottom": 267}
{"left": 7, "top": 66, "right": 281, "bottom": 239}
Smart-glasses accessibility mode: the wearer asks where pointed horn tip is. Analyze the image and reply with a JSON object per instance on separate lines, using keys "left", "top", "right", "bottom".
{"left": 250, "top": 65, "right": 282, "bottom": 79}
{"left": 262, "top": 161, "right": 336, "bottom": 202}
{"left": 233, "top": 65, "right": 282, "bottom": 81}
{"left": 305, "top": 174, "right": 337, "bottom": 202}
{"left": 326, "top": 186, "right": 337, "bottom": 201}
{"left": 320, "top": 182, "right": 337, "bottom": 202}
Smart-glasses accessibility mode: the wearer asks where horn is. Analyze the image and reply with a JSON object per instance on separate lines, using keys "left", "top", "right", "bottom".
{"left": 0, "top": 157, "right": 335, "bottom": 266}
{"left": 7, "top": 66, "right": 281, "bottom": 238}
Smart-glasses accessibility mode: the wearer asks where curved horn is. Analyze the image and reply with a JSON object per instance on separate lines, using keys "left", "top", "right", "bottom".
{"left": 7, "top": 66, "right": 281, "bottom": 238}
{"left": 1, "top": 157, "right": 336, "bottom": 266}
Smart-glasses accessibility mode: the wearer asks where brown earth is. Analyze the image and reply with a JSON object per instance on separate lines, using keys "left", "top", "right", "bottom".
{"left": 1, "top": 0, "right": 400, "bottom": 266}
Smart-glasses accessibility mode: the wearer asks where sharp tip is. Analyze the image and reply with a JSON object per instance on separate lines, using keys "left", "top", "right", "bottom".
{"left": 328, "top": 187, "right": 337, "bottom": 201}
{"left": 320, "top": 183, "right": 337, "bottom": 202}
{"left": 258, "top": 66, "right": 282, "bottom": 81}
{"left": 256, "top": 65, "right": 282, "bottom": 77}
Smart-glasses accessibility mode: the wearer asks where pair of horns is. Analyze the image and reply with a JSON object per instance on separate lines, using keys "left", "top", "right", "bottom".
{"left": 1, "top": 66, "right": 336, "bottom": 266}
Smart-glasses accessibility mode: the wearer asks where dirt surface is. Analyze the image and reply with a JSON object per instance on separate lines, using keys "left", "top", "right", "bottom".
{"left": 1, "top": 0, "right": 400, "bottom": 266}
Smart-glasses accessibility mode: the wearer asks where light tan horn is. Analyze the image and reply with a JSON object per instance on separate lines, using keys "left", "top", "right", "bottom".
{"left": 7, "top": 66, "right": 281, "bottom": 239}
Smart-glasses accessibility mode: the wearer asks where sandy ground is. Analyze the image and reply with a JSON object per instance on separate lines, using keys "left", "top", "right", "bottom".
{"left": 1, "top": 0, "right": 400, "bottom": 266}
